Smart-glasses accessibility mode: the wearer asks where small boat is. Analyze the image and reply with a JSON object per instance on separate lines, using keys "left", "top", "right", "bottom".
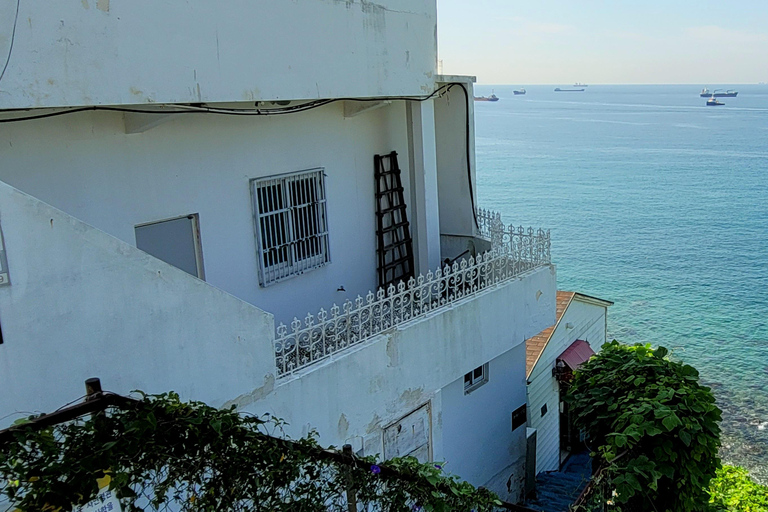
{"left": 701, "top": 88, "right": 739, "bottom": 97}
{"left": 513, "top": 88, "right": 526, "bottom": 95}
{"left": 554, "top": 88, "right": 585, "bottom": 92}
{"left": 474, "top": 90, "right": 499, "bottom": 102}
{"left": 706, "top": 97, "right": 724, "bottom": 106}
{"left": 573, "top": 83, "right": 588, "bottom": 88}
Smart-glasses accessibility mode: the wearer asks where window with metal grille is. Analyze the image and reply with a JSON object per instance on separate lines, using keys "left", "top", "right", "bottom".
{"left": 251, "top": 168, "right": 329, "bottom": 286}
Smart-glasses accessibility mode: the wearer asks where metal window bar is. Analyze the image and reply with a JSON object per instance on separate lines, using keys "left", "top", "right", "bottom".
{"left": 252, "top": 169, "right": 329, "bottom": 286}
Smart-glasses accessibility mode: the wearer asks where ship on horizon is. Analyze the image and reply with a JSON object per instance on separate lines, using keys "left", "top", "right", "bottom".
{"left": 700, "top": 88, "right": 738, "bottom": 97}
{"left": 474, "top": 93, "right": 499, "bottom": 102}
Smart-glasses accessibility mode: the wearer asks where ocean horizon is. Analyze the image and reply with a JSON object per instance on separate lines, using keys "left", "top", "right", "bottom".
{"left": 472, "top": 83, "right": 768, "bottom": 482}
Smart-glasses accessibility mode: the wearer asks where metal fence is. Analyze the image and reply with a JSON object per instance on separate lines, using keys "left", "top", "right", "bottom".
{"left": 274, "top": 210, "right": 550, "bottom": 376}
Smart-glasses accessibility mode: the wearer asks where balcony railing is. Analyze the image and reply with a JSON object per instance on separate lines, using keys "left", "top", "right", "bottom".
{"left": 274, "top": 211, "right": 551, "bottom": 376}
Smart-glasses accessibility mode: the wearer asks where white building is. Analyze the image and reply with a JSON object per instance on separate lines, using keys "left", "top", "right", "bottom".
{"left": 0, "top": 1, "right": 555, "bottom": 503}
{"left": 525, "top": 291, "right": 613, "bottom": 474}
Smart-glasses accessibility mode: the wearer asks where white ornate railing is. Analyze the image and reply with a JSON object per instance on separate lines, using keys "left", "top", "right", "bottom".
{"left": 274, "top": 211, "right": 550, "bottom": 376}
{"left": 477, "top": 207, "right": 506, "bottom": 248}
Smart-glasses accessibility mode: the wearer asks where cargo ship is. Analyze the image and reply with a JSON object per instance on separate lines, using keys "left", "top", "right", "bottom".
{"left": 513, "top": 88, "right": 526, "bottom": 95}
{"left": 554, "top": 87, "right": 585, "bottom": 92}
{"left": 700, "top": 88, "right": 738, "bottom": 97}
{"left": 474, "top": 91, "right": 499, "bottom": 101}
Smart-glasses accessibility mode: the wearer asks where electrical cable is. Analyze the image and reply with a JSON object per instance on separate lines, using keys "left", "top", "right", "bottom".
{"left": 450, "top": 83, "right": 480, "bottom": 230}
{"left": 0, "top": 0, "right": 21, "bottom": 83}
{"left": 0, "top": 83, "right": 458, "bottom": 124}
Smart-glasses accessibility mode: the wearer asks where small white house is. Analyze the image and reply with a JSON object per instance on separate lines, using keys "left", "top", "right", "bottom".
{"left": 525, "top": 291, "right": 613, "bottom": 474}
{"left": 0, "top": 1, "right": 557, "bottom": 503}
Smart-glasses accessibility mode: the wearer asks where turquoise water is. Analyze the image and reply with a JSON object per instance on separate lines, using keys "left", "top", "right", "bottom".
{"left": 473, "top": 84, "right": 768, "bottom": 482}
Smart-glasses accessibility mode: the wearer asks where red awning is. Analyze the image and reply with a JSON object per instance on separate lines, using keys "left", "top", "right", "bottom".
{"left": 557, "top": 339, "right": 595, "bottom": 371}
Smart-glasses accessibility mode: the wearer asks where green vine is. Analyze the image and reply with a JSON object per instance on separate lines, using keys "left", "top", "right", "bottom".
{"left": 566, "top": 341, "right": 722, "bottom": 512}
{"left": 0, "top": 392, "right": 501, "bottom": 512}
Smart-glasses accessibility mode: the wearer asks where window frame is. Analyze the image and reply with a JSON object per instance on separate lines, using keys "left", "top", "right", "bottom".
{"left": 463, "top": 362, "right": 489, "bottom": 394}
{"left": 134, "top": 213, "right": 205, "bottom": 280}
{"left": 250, "top": 168, "right": 330, "bottom": 287}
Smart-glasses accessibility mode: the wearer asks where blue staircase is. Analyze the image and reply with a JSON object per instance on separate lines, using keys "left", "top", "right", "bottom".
{"left": 524, "top": 452, "right": 593, "bottom": 512}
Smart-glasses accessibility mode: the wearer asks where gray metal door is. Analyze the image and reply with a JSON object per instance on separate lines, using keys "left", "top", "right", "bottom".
{"left": 525, "top": 428, "right": 537, "bottom": 498}
{"left": 135, "top": 214, "right": 205, "bottom": 279}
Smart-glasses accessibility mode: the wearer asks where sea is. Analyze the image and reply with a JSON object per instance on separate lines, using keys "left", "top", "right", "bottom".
{"left": 472, "top": 84, "right": 768, "bottom": 483}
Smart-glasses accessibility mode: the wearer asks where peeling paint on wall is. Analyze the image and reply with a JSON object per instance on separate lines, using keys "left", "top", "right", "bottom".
{"left": 337, "top": 413, "right": 349, "bottom": 438}
{"left": 366, "top": 412, "right": 382, "bottom": 434}
{"left": 222, "top": 373, "right": 276, "bottom": 409}
{"left": 396, "top": 387, "right": 424, "bottom": 413}
{"left": 96, "top": 0, "right": 109, "bottom": 13}
{"left": 385, "top": 336, "right": 399, "bottom": 366}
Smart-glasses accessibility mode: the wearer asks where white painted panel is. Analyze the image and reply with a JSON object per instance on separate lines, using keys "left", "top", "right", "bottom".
{"left": 0, "top": 180, "right": 276, "bottom": 422}
{"left": 384, "top": 404, "right": 430, "bottom": 461}
{"left": 0, "top": 0, "right": 437, "bottom": 109}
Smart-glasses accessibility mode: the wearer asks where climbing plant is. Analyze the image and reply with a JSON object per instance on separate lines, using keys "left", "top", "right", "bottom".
{"left": 566, "top": 341, "right": 722, "bottom": 512}
{"left": 708, "top": 465, "right": 768, "bottom": 512}
{"left": 0, "top": 392, "right": 501, "bottom": 512}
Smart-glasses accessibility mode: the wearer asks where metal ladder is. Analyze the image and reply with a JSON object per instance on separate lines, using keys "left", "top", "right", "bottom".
{"left": 374, "top": 151, "right": 414, "bottom": 289}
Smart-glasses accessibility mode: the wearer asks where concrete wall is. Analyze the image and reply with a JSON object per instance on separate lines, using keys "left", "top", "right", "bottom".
{"left": 434, "top": 76, "right": 477, "bottom": 238}
{"left": 0, "top": 174, "right": 557, "bottom": 495}
{"left": 0, "top": 0, "right": 437, "bottom": 109}
{"left": 441, "top": 343, "right": 529, "bottom": 503}
{"left": 0, "top": 180, "right": 276, "bottom": 424}
{"left": 229, "top": 263, "right": 556, "bottom": 487}
{"left": 527, "top": 297, "right": 608, "bottom": 473}
{"left": 0, "top": 102, "right": 410, "bottom": 327}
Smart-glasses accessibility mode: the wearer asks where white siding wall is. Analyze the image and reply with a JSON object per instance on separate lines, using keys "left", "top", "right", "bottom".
{"left": 0, "top": 102, "right": 411, "bottom": 326}
{"left": 527, "top": 298, "right": 608, "bottom": 473}
{"left": 441, "top": 343, "right": 529, "bottom": 503}
{"left": 0, "top": 0, "right": 437, "bottom": 109}
{"left": 0, "top": 181, "right": 277, "bottom": 421}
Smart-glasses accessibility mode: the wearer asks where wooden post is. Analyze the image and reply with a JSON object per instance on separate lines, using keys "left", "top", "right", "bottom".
{"left": 342, "top": 444, "right": 358, "bottom": 512}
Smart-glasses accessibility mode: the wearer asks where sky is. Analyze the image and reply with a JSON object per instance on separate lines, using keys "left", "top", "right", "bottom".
{"left": 436, "top": 0, "right": 768, "bottom": 85}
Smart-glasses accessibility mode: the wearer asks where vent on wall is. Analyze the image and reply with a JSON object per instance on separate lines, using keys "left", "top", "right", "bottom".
{"left": 512, "top": 404, "right": 527, "bottom": 431}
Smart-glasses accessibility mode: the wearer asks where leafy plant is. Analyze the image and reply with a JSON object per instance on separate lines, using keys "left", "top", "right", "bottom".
{"left": 566, "top": 341, "right": 722, "bottom": 512}
{"left": 0, "top": 392, "right": 501, "bottom": 512}
{"left": 708, "top": 465, "right": 768, "bottom": 512}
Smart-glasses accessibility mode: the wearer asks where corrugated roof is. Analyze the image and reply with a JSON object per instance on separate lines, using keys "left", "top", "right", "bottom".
{"left": 525, "top": 291, "right": 575, "bottom": 377}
